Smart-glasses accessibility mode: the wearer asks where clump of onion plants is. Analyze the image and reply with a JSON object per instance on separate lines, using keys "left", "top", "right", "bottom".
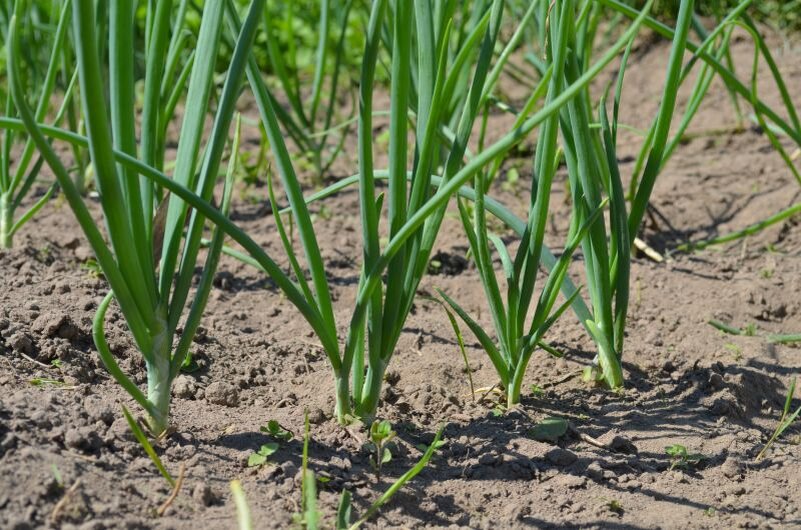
{"left": 8, "top": 0, "right": 265, "bottom": 434}
{"left": 443, "top": 0, "right": 695, "bottom": 389}
{"left": 226, "top": 0, "right": 667, "bottom": 421}
{"left": 481, "top": 0, "right": 801, "bottom": 386}
{"left": 438, "top": 0, "right": 658, "bottom": 403}
{"left": 466, "top": 0, "right": 796, "bottom": 390}
{"left": 543, "top": 0, "right": 694, "bottom": 386}
{"left": 213, "top": 0, "right": 534, "bottom": 423}
{"left": 565, "top": 0, "right": 801, "bottom": 385}
{"left": 228, "top": 0, "right": 507, "bottom": 422}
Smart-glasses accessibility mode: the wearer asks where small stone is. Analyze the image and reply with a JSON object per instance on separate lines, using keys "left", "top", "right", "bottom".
{"left": 83, "top": 395, "right": 114, "bottom": 425}
{"left": 645, "top": 329, "right": 663, "bottom": 347}
{"left": 478, "top": 453, "right": 497, "bottom": 466}
{"left": 192, "top": 483, "right": 216, "bottom": 506}
{"left": 205, "top": 382, "right": 239, "bottom": 407}
{"left": 57, "top": 321, "right": 79, "bottom": 340}
{"left": 64, "top": 427, "right": 101, "bottom": 453}
{"left": 726, "top": 485, "right": 746, "bottom": 496}
{"left": 555, "top": 474, "right": 586, "bottom": 489}
{"left": 709, "top": 397, "right": 733, "bottom": 416}
{"left": 64, "top": 428, "right": 83, "bottom": 449}
{"left": 8, "top": 332, "right": 33, "bottom": 354}
{"left": 60, "top": 237, "right": 81, "bottom": 249}
{"left": 77, "top": 521, "right": 107, "bottom": 530}
{"left": 1, "top": 432, "right": 17, "bottom": 451}
{"left": 172, "top": 375, "right": 197, "bottom": 399}
{"left": 626, "top": 480, "right": 642, "bottom": 490}
{"left": 280, "top": 461, "right": 299, "bottom": 480}
{"left": 545, "top": 447, "right": 577, "bottom": 467}
{"left": 586, "top": 461, "right": 604, "bottom": 481}
{"left": 9, "top": 518, "right": 33, "bottom": 530}
{"left": 213, "top": 271, "right": 234, "bottom": 290}
{"left": 30, "top": 313, "right": 80, "bottom": 340}
{"left": 721, "top": 456, "right": 743, "bottom": 479}
{"left": 330, "top": 456, "right": 351, "bottom": 471}
{"left": 75, "top": 246, "right": 94, "bottom": 262}
{"left": 308, "top": 408, "right": 326, "bottom": 424}
{"left": 597, "top": 430, "right": 638, "bottom": 454}
{"left": 708, "top": 372, "right": 725, "bottom": 390}
{"left": 670, "top": 470, "right": 688, "bottom": 483}
{"left": 109, "top": 417, "right": 134, "bottom": 442}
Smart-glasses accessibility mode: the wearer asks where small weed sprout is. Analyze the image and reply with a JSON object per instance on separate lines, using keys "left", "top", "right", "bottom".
{"left": 79, "top": 258, "right": 103, "bottom": 279}
{"left": 607, "top": 499, "right": 624, "bottom": 515}
{"left": 529, "top": 417, "right": 568, "bottom": 443}
{"left": 724, "top": 342, "right": 743, "bottom": 361}
{"left": 295, "top": 412, "right": 444, "bottom": 529}
{"left": 179, "top": 353, "right": 200, "bottom": 374}
{"left": 665, "top": 444, "right": 705, "bottom": 470}
{"left": 260, "top": 420, "right": 293, "bottom": 442}
{"left": 247, "top": 443, "right": 279, "bottom": 468}
{"left": 50, "top": 464, "right": 63, "bottom": 488}
{"left": 368, "top": 420, "right": 396, "bottom": 480}
{"left": 29, "top": 378, "right": 65, "bottom": 387}
{"left": 757, "top": 377, "right": 801, "bottom": 461}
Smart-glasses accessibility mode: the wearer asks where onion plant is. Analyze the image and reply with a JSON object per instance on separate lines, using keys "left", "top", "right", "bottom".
{"left": 0, "top": 0, "right": 72, "bottom": 248}
{"left": 8, "top": 0, "right": 265, "bottom": 434}
{"left": 601, "top": 0, "right": 801, "bottom": 179}
{"left": 558, "top": 0, "right": 796, "bottom": 383}
{"left": 438, "top": 0, "right": 612, "bottom": 406}
{"left": 673, "top": 7, "right": 801, "bottom": 251}
{"left": 527, "top": 0, "right": 799, "bottom": 382}
{"left": 227, "top": 0, "right": 507, "bottom": 422}
{"left": 538, "top": 0, "right": 693, "bottom": 386}
{"left": 433, "top": 0, "right": 698, "bottom": 391}
{"left": 0, "top": 0, "right": 63, "bottom": 94}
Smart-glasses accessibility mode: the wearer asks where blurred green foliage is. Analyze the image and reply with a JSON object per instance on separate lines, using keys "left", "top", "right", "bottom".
{"left": 2, "top": 0, "right": 797, "bottom": 105}
{"left": 0, "top": 1, "right": 65, "bottom": 99}
{"left": 626, "top": 0, "right": 801, "bottom": 31}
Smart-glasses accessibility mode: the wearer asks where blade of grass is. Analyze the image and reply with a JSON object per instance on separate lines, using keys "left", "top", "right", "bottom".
{"left": 122, "top": 405, "right": 174, "bottom": 487}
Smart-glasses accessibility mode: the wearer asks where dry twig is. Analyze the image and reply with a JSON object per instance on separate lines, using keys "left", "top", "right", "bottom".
{"left": 156, "top": 463, "right": 187, "bottom": 516}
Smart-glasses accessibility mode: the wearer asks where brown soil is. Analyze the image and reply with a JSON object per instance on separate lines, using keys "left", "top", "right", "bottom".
{"left": 2, "top": 33, "right": 801, "bottom": 530}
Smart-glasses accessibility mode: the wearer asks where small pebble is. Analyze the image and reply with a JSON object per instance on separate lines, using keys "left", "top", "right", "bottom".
{"left": 308, "top": 408, "right": 326, "bottom": 424}
{"left": 205, "top": 382, "right": 239, "bottom": 407}
{"left": 586, "top": 461, "right": 604, "bottom": 481}
{"left": 545, "top": 447, "right": 577, "bottom": 467}
{"left": 192, "top": 483, "right": 217, "bottom": 506}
